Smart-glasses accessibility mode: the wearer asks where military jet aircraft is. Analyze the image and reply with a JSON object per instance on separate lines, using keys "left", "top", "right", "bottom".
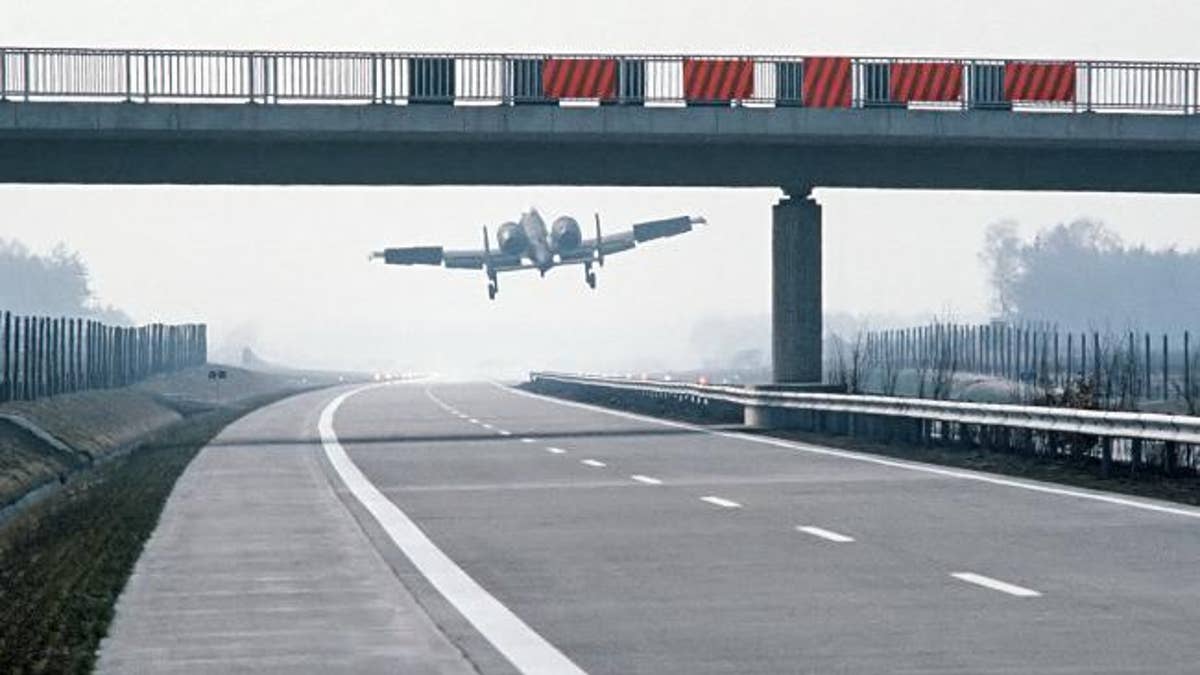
{"left": 371, "top": 208, "right": 706, "bottom": 299}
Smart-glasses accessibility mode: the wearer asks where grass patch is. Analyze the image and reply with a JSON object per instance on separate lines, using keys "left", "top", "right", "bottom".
{"left": 0, "top": 392, "right": 301, "bottom": 675}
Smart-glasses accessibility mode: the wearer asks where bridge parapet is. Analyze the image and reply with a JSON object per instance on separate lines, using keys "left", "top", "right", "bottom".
{"left": 2, "top": 47, "right": 1199, "bottom": 115}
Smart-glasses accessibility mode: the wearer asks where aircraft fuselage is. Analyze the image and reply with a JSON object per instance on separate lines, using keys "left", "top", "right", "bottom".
{"left": 520, "top": 209, "right": 555, "bottom": 273}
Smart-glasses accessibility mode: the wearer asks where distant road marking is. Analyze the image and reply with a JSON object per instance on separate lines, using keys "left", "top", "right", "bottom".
{"left": 545, "top": 447, "right": 567, "bottom": 455}
{"left": 502, "top": 385, "right": 1200, "bottom": 521}
{"left": 469, "top": 418, "right": 480, "bottom": 424}
{"left": 700, "top": 496, "right": 742, "bottom": 509}
{"left": 521, "top": 437, "right": 536, "bottom": 444}
{"left": 322, "top": 385, "right": 588, "bottom": 675}
{"left": 497, "top": 430, "right": 513, "bottom": 436}
{"left": 797, "top": 526, "right": 855, "bottom": 543}
{"left": 631, "top": 475, "right": 663, "bottom": 485}
{"left": 951, "top": 572, "right": 1041, "bottom": 598}
{"left": 580, "top": 459, "right": 606, "bottom": 468}
{"left": 481, "top": 423, "right": 495, "bottom": 430}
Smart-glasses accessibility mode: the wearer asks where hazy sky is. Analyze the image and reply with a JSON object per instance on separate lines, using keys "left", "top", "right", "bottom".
{"left": 2, "top": 1, "right": 1199, "bottom": 375}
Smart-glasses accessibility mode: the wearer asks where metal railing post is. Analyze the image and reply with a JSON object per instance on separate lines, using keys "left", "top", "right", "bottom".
{"left": 371, "top": 54, "right": 378, "bottom": 103}
{"left": 1, "top": 48, "right": 6, "bottom": 102}
{"left": 124, "top": 51, "right": 132, "bottom": 102}
{"left": 143, "top": 53, "right": 150, "bottom": 102}
{"left": 23, "top": 51, "right": 30, "bottom": 101}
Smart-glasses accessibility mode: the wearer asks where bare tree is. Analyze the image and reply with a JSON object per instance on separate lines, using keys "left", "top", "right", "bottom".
{"left": 827, "top": 330, "right": 874, "bottom": 394}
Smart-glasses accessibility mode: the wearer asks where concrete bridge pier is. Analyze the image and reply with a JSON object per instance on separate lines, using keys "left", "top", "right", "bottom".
{"left": 772, "top": 190, "right": 822, "bottom": 384}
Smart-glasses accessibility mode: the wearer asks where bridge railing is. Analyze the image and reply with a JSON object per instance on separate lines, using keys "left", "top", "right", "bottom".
{"left": 528, "top": 371, "right": 1200, "bottom": 475}
{"left": 1, "top": 47, "right": 1198, "bottom": 114}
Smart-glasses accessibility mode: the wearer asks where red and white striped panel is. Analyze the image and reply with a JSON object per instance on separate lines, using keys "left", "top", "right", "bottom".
{"left": 891, "top": 62, "right": 962, "bottom": 102}
{"left": 802, "top": 57, "right": 852, "bottom": 108}
{"left": 683, "top": 59, "right": 754, "bottom": 102}
{"left": 543, "top": 59, "right": 617, "bottom": 99}
{"left": 1005, "top": 62, "right": 1076, "bottom": 102}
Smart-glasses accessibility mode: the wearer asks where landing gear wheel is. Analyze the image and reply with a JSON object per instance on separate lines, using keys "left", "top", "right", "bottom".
{"left": 487, "top": 282, "right": 498, "bottom": 300}
{"left": 584, "top": 263, "right": 597, "bottom": 289}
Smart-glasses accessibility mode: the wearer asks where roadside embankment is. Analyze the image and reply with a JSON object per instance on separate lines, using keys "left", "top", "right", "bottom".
{"left": 0, "top": 365, "right": 344, "bottom": 674}
{"left": 0, "top": 365, "right": 320, "bottom": 512}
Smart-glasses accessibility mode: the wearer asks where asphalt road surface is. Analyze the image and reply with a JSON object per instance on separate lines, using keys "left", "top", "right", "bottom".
{"left": 103, "top": 380, "right": 1200, "bottom": 674}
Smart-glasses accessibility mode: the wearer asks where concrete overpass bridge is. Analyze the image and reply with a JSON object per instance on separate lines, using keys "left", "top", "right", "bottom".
{"left": 4, "top": 47, "right": 1200, "bottom": 382}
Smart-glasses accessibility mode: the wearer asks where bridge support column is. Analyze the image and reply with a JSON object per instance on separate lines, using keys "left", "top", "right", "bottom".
{"left": 772, "top": 191, "right": 822, "bottom": 384}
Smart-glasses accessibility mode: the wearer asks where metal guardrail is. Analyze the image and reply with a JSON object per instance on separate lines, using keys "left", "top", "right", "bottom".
{"left": 0, "top": 47, "right": 1199, "bottom": 113}
{"left": 529, "top": 372, "right": 1200, "bottom": 445}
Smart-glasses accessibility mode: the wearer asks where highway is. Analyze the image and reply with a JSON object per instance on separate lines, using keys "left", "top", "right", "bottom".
{"left": 102, "top": 381, "right": 1200, "bottom": 674}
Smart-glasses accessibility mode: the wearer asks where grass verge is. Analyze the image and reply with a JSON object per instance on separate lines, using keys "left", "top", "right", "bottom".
{"left": 0, "top": 391, "right": 303, "bottom": 675}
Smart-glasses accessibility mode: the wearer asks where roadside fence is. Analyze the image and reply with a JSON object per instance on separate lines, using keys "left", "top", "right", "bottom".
{"left": 0, "top": 310, "right": 206, "bottom": 404}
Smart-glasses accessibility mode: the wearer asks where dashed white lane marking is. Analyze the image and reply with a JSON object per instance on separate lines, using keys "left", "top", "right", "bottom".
{"left": 700, "top": 496, "right": 742, "bottom": 509}
{"left": 481, "top": 423, "right": 495, "bottom": 430}
{"left": 545, "top": 447, "right": 567, "bottom": 455}
{"left": 497, "top": 430, "right": 513, "bottom": 436}
{"left": 580, "top": 459, "right": 607, "bottom": 468}
{"left": 951, "top": 572, "right": 1042, "bottom": 598}
{"left": 324, "top": 385, "right": 588, "bottom": 675}
{"left": 521, "top": 437, "right": 536, "bottom": 444}
{"left": 469, "top": 418, "right": 480, "bottom": 424}
{"left": 501, "top": 384, "right": 1200, "bottom": 522}
{"left": 631, "top": 475, "right": 663, "bottom": 485}
{"left": 797, "top": 525, "right": 855, "bottom": 543}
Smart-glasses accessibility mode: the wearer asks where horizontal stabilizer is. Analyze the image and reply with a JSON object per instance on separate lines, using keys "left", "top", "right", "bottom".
{"left": 632, "top": 216, "right": 700, "bottom": 242}
{"left": 383, "top": 246, "right": 444, "bottom": 265}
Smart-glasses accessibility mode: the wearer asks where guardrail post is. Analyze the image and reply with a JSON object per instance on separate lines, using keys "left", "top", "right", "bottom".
{"left": 1100, "top": 437, "right": 1113, "bottom": 478}
{"left": 1163, "top": 441, "right": 1177, "bottom": 476}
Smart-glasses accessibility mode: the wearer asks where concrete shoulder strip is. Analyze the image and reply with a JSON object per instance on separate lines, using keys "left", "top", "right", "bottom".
{"left": 320, "top": 385, "right": 588, "bottom": 675}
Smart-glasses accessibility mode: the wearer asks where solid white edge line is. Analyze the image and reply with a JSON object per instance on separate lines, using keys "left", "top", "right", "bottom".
{"left": 797, "top": 525, "right": 855, "bottom": 543}
{"left": 499, "top": 384, "right": 1200, "bottom": 521}
{"left": 700, "top": 496, "right": 742, "bottom": 508}
{"left": 321, "top": 385, "right": 588, "bottom": 675}
{"left": 580, "top": 459, "right": 606, "bottom": 468}
{"left": 631, "top": 475, "right": 664, "bottom": 485}
{"left": 951, "top": 572, "right": 1042, "bottom": 598}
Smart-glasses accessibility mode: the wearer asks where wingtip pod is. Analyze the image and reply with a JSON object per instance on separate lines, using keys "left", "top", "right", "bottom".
{"left": 690, "top": 216, "right": 707, "bottom": 225}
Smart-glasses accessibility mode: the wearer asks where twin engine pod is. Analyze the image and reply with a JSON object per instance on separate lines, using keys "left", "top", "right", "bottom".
{"left": 496, "top": 222, "right": 528, "bottom": 256}
{"left": 550, "top": 216, "right": 582, "bottom": 252}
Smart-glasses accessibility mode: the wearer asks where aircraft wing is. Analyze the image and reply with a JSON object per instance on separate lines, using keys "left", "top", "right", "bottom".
{"left": 561, "top": 215, "right": 705, "bottom": 263}
{"left": 374, "top": 246, "right": 526, "bottom": 271}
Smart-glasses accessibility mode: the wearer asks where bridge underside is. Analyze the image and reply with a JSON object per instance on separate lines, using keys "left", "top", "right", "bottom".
{"left": 4, "top": 103, "right": 1200, "bottom": 383}
{"left": 2, "top": 137, "right": 1200, "bottom": 192}
{"left": 2, "top": 102, "right": 1200, "bottom": 190}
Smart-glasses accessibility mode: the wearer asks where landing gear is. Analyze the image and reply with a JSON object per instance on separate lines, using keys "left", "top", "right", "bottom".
{"left": 584, "top": 261, "right": 597, "bottom": 289}
{"left": 486, "top": 269, "right": 499, "bottom": 300}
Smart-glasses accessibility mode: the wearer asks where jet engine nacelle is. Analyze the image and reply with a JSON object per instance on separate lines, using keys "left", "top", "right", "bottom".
{"left": 550, "top": 216, "right": 582, "bottom": 252}
{"left": 496, "top": 222, "right": 528, "bottom": 256}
